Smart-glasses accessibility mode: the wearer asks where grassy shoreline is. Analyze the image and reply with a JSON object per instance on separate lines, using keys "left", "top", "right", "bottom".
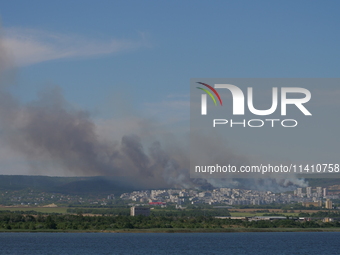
{"left": 1, "top": 228, "right": 340, "bottom": 233}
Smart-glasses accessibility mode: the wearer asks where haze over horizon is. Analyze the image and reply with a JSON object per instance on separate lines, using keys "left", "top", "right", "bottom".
{"left": 0, "top": 1, "right": 339, "bottom": 191}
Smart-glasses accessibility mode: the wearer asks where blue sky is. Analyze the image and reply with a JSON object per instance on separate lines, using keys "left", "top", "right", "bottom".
{"left": 0, "top": 1, "right": 339, "bottom": 178}
{"left": 1, "top": 1, "right": 340, "bottom": 111}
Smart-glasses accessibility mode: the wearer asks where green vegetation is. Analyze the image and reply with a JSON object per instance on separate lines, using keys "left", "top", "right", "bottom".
{"left": 0, "top": 212, "right": 227, "bottom": 231}
{"left": 66, "top": 207, "right": 231, "bottom": 217}
{"left": 0, "top": 207, "right": 68, "bottom": 214}
{"left": 67, "top": 207, "right": 130, "bottom": 215}
{"left": 236, "top": 203, "right": 323, "bottom": 210}
{"left": 0, "top": 211, "right": 340, "bottom": 232}
{"left": 229, "top": 212, "right": 300, "bottom": 217}
{"left": 298, "top": 211, "right": 340, "bottom": 218}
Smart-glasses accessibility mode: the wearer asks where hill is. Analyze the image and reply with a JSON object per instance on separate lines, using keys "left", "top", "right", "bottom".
{"left": 0, "top": 175, "right": 140, "bottom": 195}
{"left": 305, "top": 178, "right": 340, "bottom": 188}
{"left": 0, "top": 175, "right": 339, "bottom": 196}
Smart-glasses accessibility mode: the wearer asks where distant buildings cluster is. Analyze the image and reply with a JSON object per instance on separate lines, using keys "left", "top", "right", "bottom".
{"left": 294, "top": 186, "right": 337, "bottom": 209}
{"left": 1, "top": 185, "right": 337, "bottom": 209}
{"left": 120, "top": 186, "right": 338, "bottom": 209}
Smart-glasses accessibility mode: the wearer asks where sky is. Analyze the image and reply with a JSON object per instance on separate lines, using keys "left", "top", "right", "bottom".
{"left": 0, "top": 1, "right": 339, "bottom": 187}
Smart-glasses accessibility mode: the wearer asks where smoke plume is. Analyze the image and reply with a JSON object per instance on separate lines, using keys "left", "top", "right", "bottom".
{"left": 0, "top": 29, "right": 307, "bottom": 191}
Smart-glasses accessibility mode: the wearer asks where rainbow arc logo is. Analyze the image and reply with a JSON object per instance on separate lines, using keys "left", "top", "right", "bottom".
{"left": 196, "top": 82, "right": 223, "bottom": 106}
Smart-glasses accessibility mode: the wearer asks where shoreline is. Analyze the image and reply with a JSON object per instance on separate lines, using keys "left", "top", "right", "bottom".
{"left": 1, "top": 228, "right": 340, "bottom": 233}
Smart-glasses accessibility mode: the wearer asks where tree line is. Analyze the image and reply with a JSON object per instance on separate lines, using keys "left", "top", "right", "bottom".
{"left": 66, "top": 208, "right": 232, "bottom": 217}
{"left": 0, "top": 212, "right": 340, "bottom": 231}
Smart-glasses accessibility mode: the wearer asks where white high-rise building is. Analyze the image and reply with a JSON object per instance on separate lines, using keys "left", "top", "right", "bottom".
{"left": 306, "top": 187, "right": 312, "bottom": 198}
{"left": 316, "top": 187, "right": 322, "bottom": 197}
{"left": 297, "top": 188, "right": 303, "bottom": 197}
{"left": 323, "top": 188, "right": 327, "bottom": 197}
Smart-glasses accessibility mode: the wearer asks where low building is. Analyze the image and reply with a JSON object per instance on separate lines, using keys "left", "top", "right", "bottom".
{"left": 215, "top": 216, "right": 247, "bottom": 220}
{"left": 325, "top": 199, "right": 333, "bottom": 209}
{"left": 130, "top": 206, "right": 150, "bottom": 216}
{"left": 323, "top": 217, "right": 334, "bottom": 223}
{"left": 299, "top": 217, "right": 312, "bottom": 222}
{"left": 249, "top": 216, "right": 287, "bottom": 221}
{"left": 302, "top": 201, "right": 322, "bottom": 207}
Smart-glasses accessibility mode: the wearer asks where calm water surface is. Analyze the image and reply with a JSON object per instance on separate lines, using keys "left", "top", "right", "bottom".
{"left": 0, "top": 232, "right": 339, "bottom": 255}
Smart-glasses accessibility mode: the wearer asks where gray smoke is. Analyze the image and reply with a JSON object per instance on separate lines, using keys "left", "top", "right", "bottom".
{"left": 0, "top": 84, "right": 187, "bottom": 187}
{"left": 0, "top": 29, "right": 307, "bottom": 191}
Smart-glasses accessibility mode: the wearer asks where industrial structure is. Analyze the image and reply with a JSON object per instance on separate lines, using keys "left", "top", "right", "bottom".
{"left": 130, "top": 206, "right": 150, "bottom": 216}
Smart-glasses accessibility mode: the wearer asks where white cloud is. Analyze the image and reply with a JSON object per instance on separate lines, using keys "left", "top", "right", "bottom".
{"left": 2, "top": 27, "right": 145, "bottom": 66}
